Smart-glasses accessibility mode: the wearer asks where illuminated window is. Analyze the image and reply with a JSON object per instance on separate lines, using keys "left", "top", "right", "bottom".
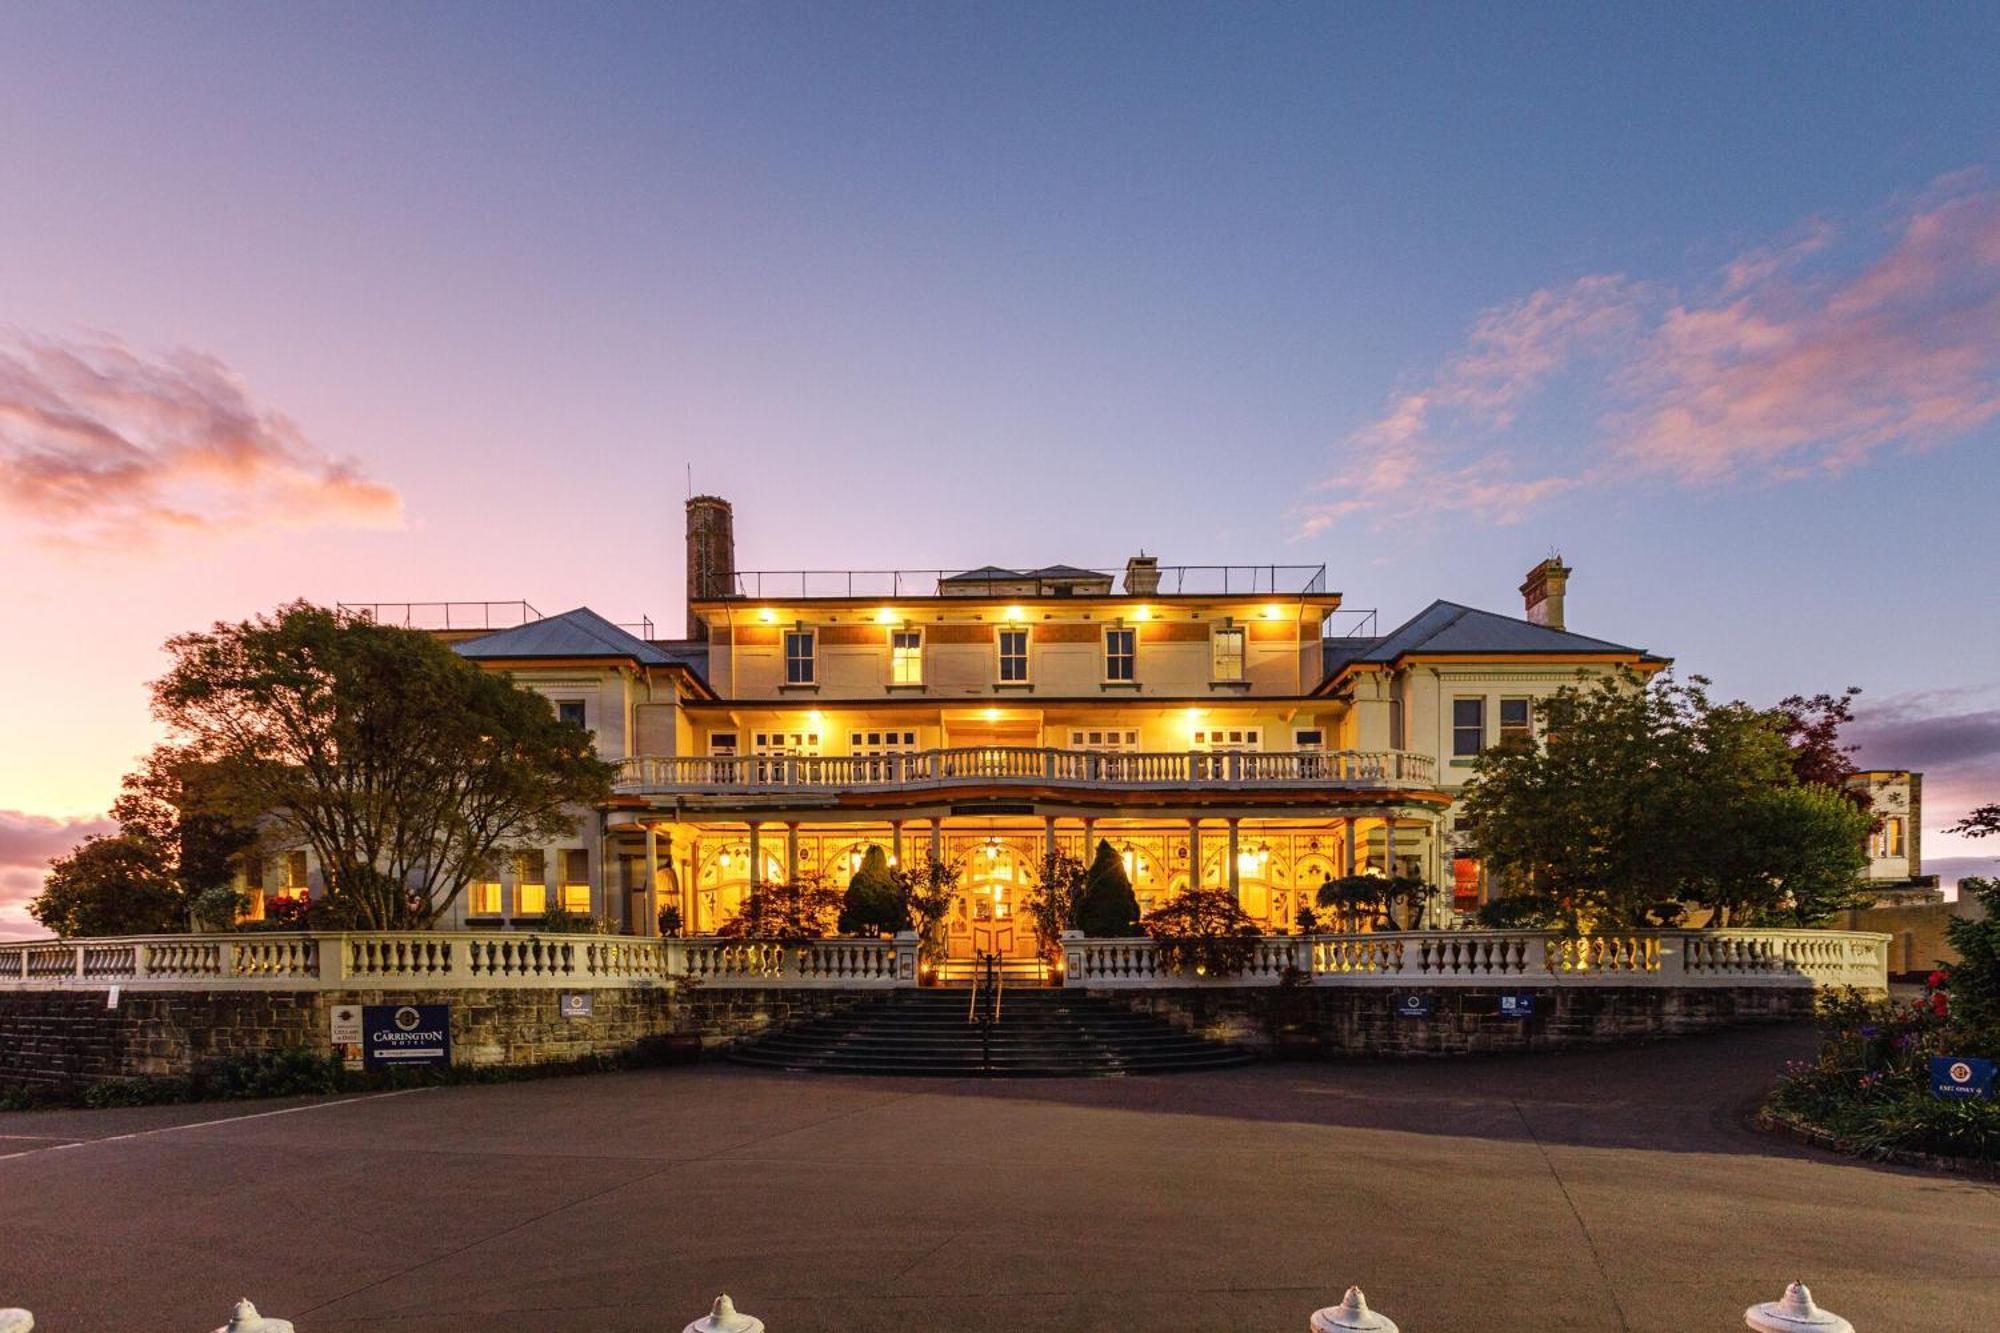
{"left": 1499, "top": 697, "right": 1532, "bottom": 748}
{"left": 556, "top": 699, "right": 586, "bottom": 729}
{"left": 783, "top": 630, "right": 816, "bottom": 685}
{"left": 1212, "top": 626, "right": 1245, "bottom": 681}
{"left": 850, "top": 730, "right": 919, "bottom": 754}
{"left": 468, "top": 860, "right": 504, "bottom": 916}
{"left": 1452, "top": 856, "right": 1482, "bottom": 910}
{"left": 997, "top": 628, "right": 1029, "bottom": 683}
{"left": 561, "top": 849, "right": 590, "bottom": 913}
{"left": 890, "top": 629, "right": 923, "bottom": 685}
{"left": 1192, "top": 727, "right": 1262, "bottom": 750}
{"left": 282, "top": 851, "right": 310, "bottom": 893}
{"left": 1452, "top": 698, "right": 1485, "bottom": 756}
{"left": 1069, "top": 729, "right": 1140, "bottom": 750}
{"left": 515, "top": 849, "right": 547, "bottom": 916}
{"left": 1876, "top": 818, "right": 1904, "bottom": 858}
{"left": 1104, "top": 627, "right": 1136, "bottom": 682}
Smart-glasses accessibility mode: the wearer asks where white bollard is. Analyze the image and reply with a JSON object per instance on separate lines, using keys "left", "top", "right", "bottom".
{"left": 684, "top": 1294, "right": 764, "bottom": 1333}
{"left": 211, "top": 1298, "right": 296, "bottom": 1333}
{"left": 1744, "top": 1282, "right": 1854, "bottom": 1333}
{"left": 1309, "top": 1286, "right": 1398, "bottom": 1333}
{"left": 0, "top": 1309, "right": 32, "bottom": 1333}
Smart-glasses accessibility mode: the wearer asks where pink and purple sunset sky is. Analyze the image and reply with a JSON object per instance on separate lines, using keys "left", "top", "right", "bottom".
{"left": 3, "top": 5, "right": 1998, "bottom": 935}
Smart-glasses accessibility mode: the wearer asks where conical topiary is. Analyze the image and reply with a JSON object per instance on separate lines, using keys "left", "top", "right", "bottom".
{"left": 838, "top": 844, "right": 908, "bottom": 935}
{"left": 1075, "top": 838, "right": 1140, "bottom": 936}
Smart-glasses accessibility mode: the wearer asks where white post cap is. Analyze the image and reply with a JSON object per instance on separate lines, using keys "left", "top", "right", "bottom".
{"left": 211, "top": 1299, "right": 295, "bottom": 1333}
{"left": 1310, "top": 1286, "right": 1399, "bottom": 1333}
{"left": 684, "top": 1294, "right": 765, "bottom": 1333}
{"left": 1745, "top": 1282, "right": 1854, "bottom": 1333}
{"left": 0, "top": 1309, "right": 33, "bottom": 1333}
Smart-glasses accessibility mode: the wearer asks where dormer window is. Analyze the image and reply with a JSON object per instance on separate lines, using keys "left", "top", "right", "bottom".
{"left": 784, "top": 629, "right": 816, "bottom": 685}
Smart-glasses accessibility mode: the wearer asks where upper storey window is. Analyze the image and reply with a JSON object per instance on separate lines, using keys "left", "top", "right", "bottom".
{"left": 997, "top": 628, "right": 1030, "bottom": 683}
{"left": 556, "top": 698, "right": 586, "bottom": 729}
{"left": 890, "top": 629, "right": 923, "bottom": 686}
{"left": 1498, "top": 697, "right": 1533, "bottom": 748}
{"left": 1211, "top": 626, "right": 1245, "bottom": 682}
{"left": 1452, "top": 698, "right": 1485, "bottom": 756}
{"left": 784, "top": 630, "right": 816, "bottom": 685}
{"left": 1104, "top": 628, "right": 1136, "bottom": 682}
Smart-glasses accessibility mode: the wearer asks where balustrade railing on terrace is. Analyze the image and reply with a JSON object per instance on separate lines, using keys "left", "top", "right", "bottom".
{"left": 616, "top": 746, "right": 1435, "bottom": 795}
{"left": 0, "top": 928, "right": 1886, "bottom": 993}
{"left": 718, "top": 564, "right": 1330, "bottom": 599}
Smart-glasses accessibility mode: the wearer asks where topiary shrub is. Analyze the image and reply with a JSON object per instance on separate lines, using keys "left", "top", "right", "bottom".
{"left": 838, "top": 845, "right": 908, "bottom": 935}
{"left": 1075, "top": 839, "right": 1140, "bottom": 936}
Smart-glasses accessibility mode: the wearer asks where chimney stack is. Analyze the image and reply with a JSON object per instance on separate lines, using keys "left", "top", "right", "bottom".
{"left": 1123, "top": 552, "right": 1161, "bottom": 596}
{"left": 1520, "top": 556, "right": 1571, "bottom": 631}
{"left": 685, "top": 496, "right": 735, "bottom": 640}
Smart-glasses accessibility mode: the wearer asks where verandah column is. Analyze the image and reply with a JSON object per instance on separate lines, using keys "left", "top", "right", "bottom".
{"left": 644, "top": 823, "right": 661, "bottom": 937}
{"left": 785, "top": 822, "right": 800, "bottom": 884}
{"left": 1044, "top": 816, "right": 1058, "bottom": 862}
{"left": 1226, "top": 818, "right": 1241, "bottom": 901}
{"left": 747, "top": 822, "right": 762, "bottom": 890}
{"left": 1187, "top": 818, "right": 1202, "bottom": 891}
{"left": 1342, "top": 815, "right": 1358, "bottom": 877}
{"left": 891, "top": 819, "right": 904, "bottom": 870}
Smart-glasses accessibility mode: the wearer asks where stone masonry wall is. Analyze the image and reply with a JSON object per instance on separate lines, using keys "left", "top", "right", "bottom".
{"left": 1101, "top": 984, "right": 1818, "bottom": 1056}
{"left": 0, "top": 986, "right": 870, "bottom": 1091}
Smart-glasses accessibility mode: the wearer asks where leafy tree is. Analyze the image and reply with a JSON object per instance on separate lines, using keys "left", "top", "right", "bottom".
{"left": 30, "top": 835, "right": 184, "bottom": 937}
{"left": 1768, "top": 687, "right": 1868, "bottom": 803}
{"left": 1947, "top": 809, "right": 2000, "bottom": 1032}
{"left": 1145, "top": 888, "right": 1261, "bottom": 976}
{"left": 889, "top": 855, "right": 960, "bottom": 963}
{"left": 149, "top": 602, "right": 614, "bottom": 929}
{"left": 1950, "top": 805, "right": 2000, "bottom": 842}
{"left": 838, "top": 845, "right": 908, "bottom": 935}
{"left": 1462, "top": 671, "right": 1872, "bottom": 928}
{"left": 1023, "top": 850, "right": 1088, "bottom": 960}
{"left": 1074, "top": 839, "right": 1140, "bottom": 936}
{"left": 1724, "top": 784, "right": 1873, "bottom": 925}
{"left": 717, "top": 872, "right": 844, "bottom": 940}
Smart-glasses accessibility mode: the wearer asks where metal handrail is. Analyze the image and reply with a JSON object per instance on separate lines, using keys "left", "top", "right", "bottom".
{"left": 715, "top": 565, "right": 1329, "bottom": 599}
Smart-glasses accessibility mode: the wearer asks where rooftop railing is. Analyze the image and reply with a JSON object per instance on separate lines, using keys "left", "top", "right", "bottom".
{"left": 707, "top": 565, "right": 1330, "bottom": 600}
{"left": 337, "top": 601, "right": 544, "bottom": 631}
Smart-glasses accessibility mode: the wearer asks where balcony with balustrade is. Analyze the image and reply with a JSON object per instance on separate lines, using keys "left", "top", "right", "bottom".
{"left": 613, "top": 745, "right": 1438, "bottom": 805}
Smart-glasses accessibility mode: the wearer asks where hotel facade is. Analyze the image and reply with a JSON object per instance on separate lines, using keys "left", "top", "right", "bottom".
{"left": 328, "top": 497, "right": 1667, "bottom": 960}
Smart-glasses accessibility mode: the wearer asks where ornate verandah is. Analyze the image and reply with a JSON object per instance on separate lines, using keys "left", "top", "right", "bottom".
{"left": 606, "top": 807, "right": 1449, "bottom": 943}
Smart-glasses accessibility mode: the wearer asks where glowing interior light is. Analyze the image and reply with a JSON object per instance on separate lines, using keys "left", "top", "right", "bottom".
{"left": 1133, "top": 606, "right": 1151, "bottom": 621}
{"left": 1261, "top": 604, "right": 1280, "bottom": 620}
{"left": 983, "top": 707, "right": 1000, "bottom": 722}
{"left": 1003, "top": 605, "right": 1025, "bottom": 622}
{"left": 875, "top": 607, "right": 897, "bottom": 624}
{"left": 757, "top": 608, "right": 776, "bottom": 623}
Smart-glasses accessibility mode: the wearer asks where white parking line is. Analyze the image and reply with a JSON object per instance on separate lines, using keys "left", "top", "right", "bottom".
{"left": 0, "top": 1088, "right": 431, "bottom": 1162}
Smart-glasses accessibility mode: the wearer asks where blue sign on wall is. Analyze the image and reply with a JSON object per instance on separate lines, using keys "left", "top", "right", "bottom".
{"left": 1499, "top": 993, "right": 1536, "bottom": 1019}
{"left": 363, "top": 1003, "right": 451, "bottom": 1070}
{"left": 1395, "top": 993, "right": 1432, "bottom": 1018}
{"left": 1930, "top": 1056, "right": 1996, "bottom": 1101}
{"left": 559, "top": 992, "right": 594, "bottom": 1020}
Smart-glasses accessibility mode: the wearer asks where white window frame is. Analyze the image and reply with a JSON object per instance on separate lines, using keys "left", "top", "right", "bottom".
{"left": 555, "top": 698, "right": 587, "bottom": 729}
{"left": 783, "top": 629, "right": 817, "bottom": 685}
{"left": 996, "top": 627, "right": 1031, "bottom": 683}
{"left": 1498, "top": 696, "right": 1533, "bottom": 747}
{"left": 850, "top": 729, "right": 920, "bottom": 754}
{"left": 1192, "top": 727, "right": 1263, "bottom": 750}
{"left": 1293, "top": 728, "right": 1324, "bottom": 750}
{"left": 1211, "top": 625, "right": 1246, "bottom": 682}
{"left": 515, "top": 849, "right": 548, "bottom": 917}
{"left": 889, "top": 627, "right": 924, "bottom": 686}
{"left": 1068, "top": 728, "right": 1141, "bottom": 751}
{"left": 1103, "top": 626, "right": 1137, "bottom": 683}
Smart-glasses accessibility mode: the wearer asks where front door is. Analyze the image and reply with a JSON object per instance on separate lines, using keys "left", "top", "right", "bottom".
{"left": 948, "top": 849, "right": 1040, "bottom": 961}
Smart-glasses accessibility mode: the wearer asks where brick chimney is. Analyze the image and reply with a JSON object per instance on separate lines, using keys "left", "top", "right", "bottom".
{"left": 685, "top": 496, "right": 735, "bottom": 640}
{"left": 1520, "top": 556, "right": 1570, "bottom": 631}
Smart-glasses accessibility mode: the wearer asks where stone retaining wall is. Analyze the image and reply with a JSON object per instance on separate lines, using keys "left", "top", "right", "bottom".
{"left": 1099, "top": 984, "right": 1818, "bottom": 1056}
{"left": 0, "top": 986, "right": 867, "bottom": 1091}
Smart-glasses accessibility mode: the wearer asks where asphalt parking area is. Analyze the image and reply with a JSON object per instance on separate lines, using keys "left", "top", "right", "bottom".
{"left": 2, "top": 1025, "right": 1994, "bottom": 1332}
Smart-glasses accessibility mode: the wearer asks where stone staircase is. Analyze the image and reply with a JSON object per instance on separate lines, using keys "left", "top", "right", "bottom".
{"left": 725, "top": 986, "right": 1254, "bottom": 1077}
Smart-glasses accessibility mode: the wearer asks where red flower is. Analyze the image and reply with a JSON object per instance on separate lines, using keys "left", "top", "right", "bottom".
{"left": 1930, "top": 992, "right": 1949, "bottom": 1017}
{"left": 1928, "top": 969, "right": 1949, "bottom": 990}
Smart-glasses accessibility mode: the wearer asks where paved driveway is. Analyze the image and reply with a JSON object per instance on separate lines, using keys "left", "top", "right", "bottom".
{"left": 2, "top": 1025, "right": 1995, "bottom": 1331}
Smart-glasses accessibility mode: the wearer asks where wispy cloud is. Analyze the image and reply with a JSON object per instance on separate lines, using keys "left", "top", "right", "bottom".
{"left": 0, "top": 332, "right": 403, "bottom": 548}
{"left": 0, "top": 809, "right": 113, "bottom": 940}
{"left": 1301, "top": 172, "right": 2000, "bottom": 534}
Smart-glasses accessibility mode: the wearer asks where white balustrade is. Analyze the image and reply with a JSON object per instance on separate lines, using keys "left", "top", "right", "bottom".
{"left": 614, "top": 745, "right": 1433, "bottom": 795}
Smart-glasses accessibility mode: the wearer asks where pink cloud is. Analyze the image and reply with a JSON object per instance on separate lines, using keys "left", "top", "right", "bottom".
{"left": 0, "top": 810, "right": 114, "bottom": 941}
{"left": 0, "top": 332, "right": 403, "bottom": 548}
{"left": 1300, "top": 172, "right": 2000, "bottom": 536}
